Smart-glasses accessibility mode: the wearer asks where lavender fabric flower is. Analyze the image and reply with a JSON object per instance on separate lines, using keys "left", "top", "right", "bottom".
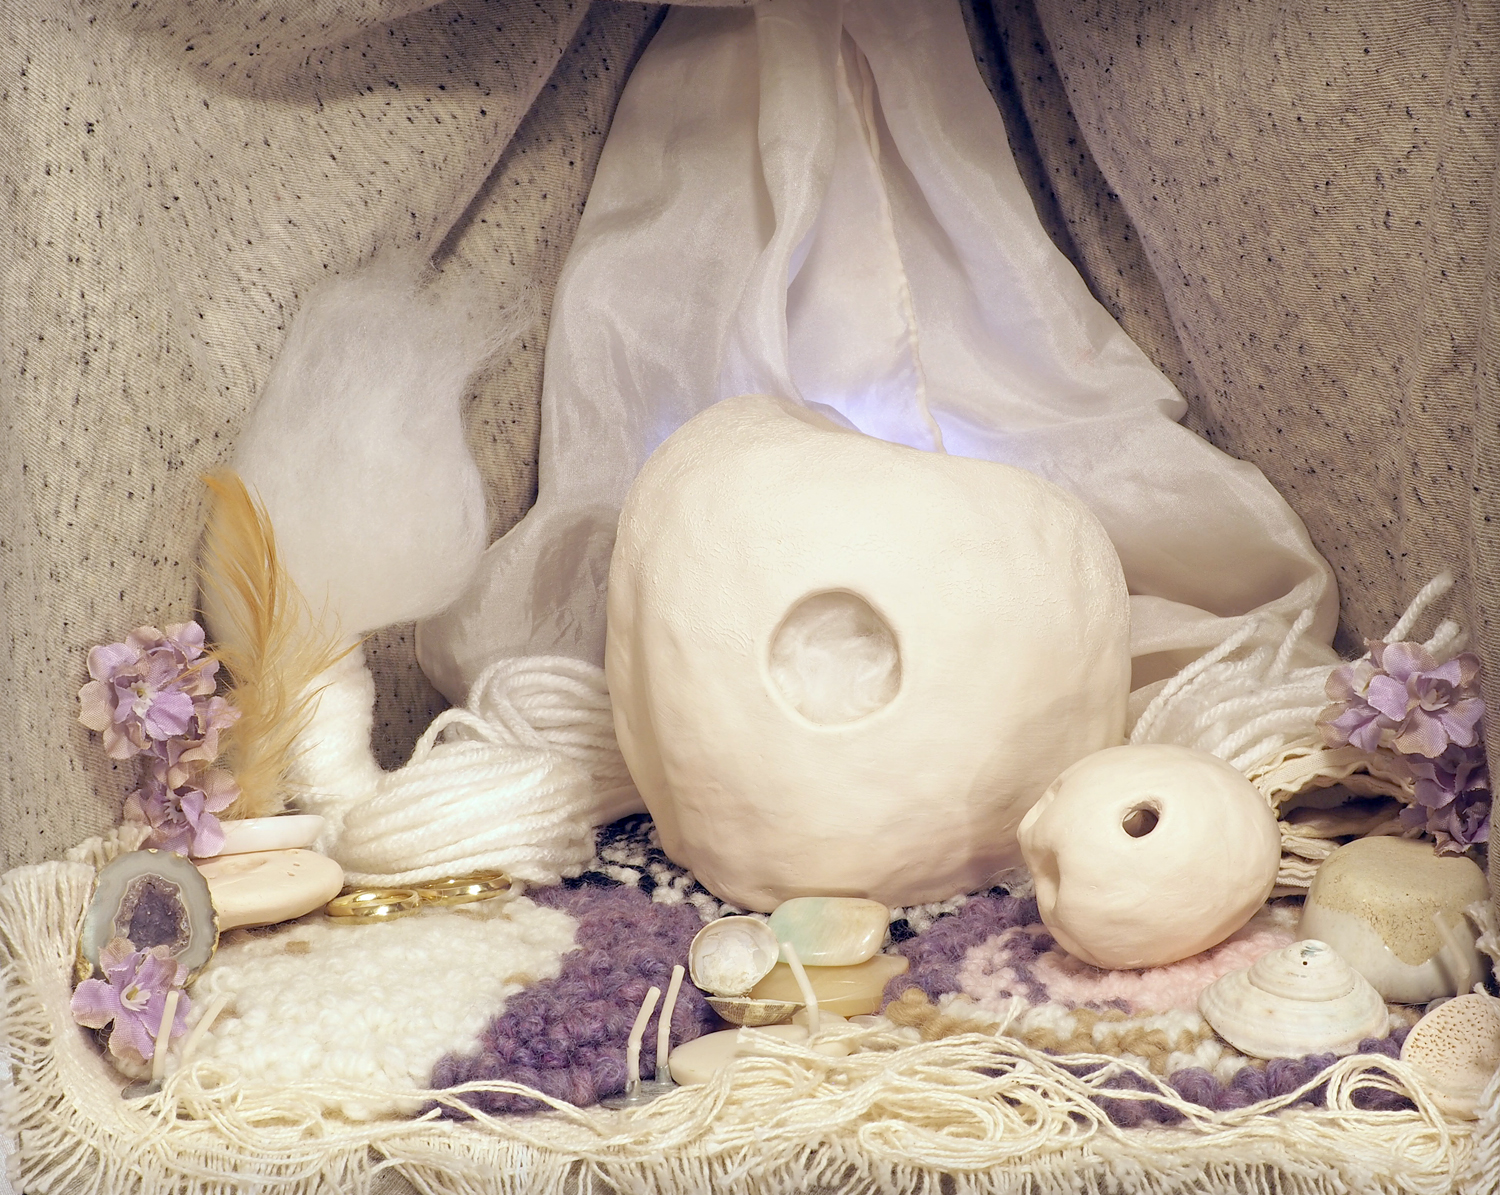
{"left": 70, "top": 936, "right": 191, "bottom": 1064}
{"left": 1400, "top": 746, "right": 1491, "bottom": 853}
{"left": 124, "top": 761, "right": 239, "bottom": 857}
{"left": 1319, "top": 640, "right": 1484, "bottom": 759}
{"left": 78, "top": 623, "right": 232, "bottom": 761}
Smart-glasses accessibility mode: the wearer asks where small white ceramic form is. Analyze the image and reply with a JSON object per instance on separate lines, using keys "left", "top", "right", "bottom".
{"left": 1018, "top": 743, "right": 1281, "bottom": 969}
{"left": 748, "top": 953, "right": 909, "bottom": 1017}
{"left": 768, "top": 897, "right": 888, "bottom": 966}
{"left": 1399, "top": 993, "right": 1500, "bottom": 1119}
{"left": 207, "top": 814, "right": 325, "bottom": 858}
{"left": 1299, "top": 836, "right": 1489, "bottom": 1003}
{"left": 607, "top": 395, "right": 1131, "bottom": 911}
{"left": 194, "top": 849, "right": 345, "bottom": 931}
{"left": 1198, "top": 939, "right": 1389, "bottom": 1059}
{"left": 688, "top": 916, "right": 781, "bottom": 996}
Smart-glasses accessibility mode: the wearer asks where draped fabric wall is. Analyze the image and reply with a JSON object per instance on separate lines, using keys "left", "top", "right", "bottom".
{"left": 4, "top": 0, "right": 1496, "bottom": 915}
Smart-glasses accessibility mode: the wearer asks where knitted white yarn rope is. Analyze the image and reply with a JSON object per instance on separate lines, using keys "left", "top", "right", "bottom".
{"left": 287, "top": 650, "right": 642, "bottom": 888}
{"left": 1131, "top": 571, "right": 1464, "bottom": 785}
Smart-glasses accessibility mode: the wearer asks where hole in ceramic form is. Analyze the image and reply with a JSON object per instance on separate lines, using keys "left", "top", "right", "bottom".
{"left": 768, "top": 590, "right": 900, "bottom": 725}
{"left": 1121, "top": 803, "right": 1160, "bottom": 838}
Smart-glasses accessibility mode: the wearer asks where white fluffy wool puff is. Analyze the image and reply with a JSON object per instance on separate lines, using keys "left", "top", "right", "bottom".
{"left": 233, "top": 260, "right": 525, "bottom": 636}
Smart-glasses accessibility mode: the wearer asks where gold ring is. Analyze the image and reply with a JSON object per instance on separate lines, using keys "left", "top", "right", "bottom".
{"left": 325, "top": 889, "right": 423, "bottom": 922}
{"left": 416, "top": 871, "right": 513, "bottom": 907}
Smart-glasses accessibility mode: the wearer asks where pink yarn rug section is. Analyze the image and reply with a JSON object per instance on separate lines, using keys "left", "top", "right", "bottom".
{"left": 958, "top": 913, "right": 1297, "bottom": 1015}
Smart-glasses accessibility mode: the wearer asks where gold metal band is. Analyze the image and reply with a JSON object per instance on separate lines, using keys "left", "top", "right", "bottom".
{"left": 415, "top": 871, "right": 513, "bottom": 907}
{"left": 324, "top": 889, "right": 423, "bottom": 922}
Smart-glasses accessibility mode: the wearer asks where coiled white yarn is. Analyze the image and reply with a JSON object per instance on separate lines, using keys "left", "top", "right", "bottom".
{"left": 1131, "top": 571, "right": 1464, "bottom": 777}
{"left": 287, "top": 650, "right": 642, "bottom": 887}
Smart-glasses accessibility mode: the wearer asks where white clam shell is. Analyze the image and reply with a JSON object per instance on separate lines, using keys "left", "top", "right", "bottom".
{"left": 1400, "top": 993, "right": 1500, "bottom": 1119}
{"left": 689, "top": 916, "right": 780, "bottom": 996}
{"left": 1199, "top": 939, "right": 1389, "bottom": 1059}
{"left": 704, "top": 996, "right": 802, "bottom": 1027}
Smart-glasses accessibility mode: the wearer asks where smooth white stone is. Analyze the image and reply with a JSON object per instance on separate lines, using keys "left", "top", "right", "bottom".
{"left": 206, "top": 815, "right": 325, "bottom": 858}
{"left": 195, "top": 849, "right": 345, "bottom": 931}
{"left": 1300, "top": 837, "right": 1489, "bottom": 1002}
{"left": 769, "top": 897, "right": 888, "bottom": 966}
{"left": 668, "top": 1023, "right": 853, "bottom": 1086}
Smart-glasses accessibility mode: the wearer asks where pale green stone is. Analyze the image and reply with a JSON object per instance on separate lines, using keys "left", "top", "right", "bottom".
{"left": 768, "top": 896, "right": 889, "bottom": 966}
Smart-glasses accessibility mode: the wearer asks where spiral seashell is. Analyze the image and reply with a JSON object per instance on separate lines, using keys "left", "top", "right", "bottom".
{"left": 688, "top": 915, "right": 780, "bottom": 996}
{"left": 1198, "top": 939, "right": 1389, "bottom": 1059}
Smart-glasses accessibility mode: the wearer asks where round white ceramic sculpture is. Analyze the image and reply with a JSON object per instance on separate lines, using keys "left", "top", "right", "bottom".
{"left": 1400, "top": 993, "right": 1500, "bottom": 1118}
{"left": 1018, "top": 743, "right": 1281, "bottom": 969}
{"left": 606, "top": 395, "right": 1131, "bottom": 912}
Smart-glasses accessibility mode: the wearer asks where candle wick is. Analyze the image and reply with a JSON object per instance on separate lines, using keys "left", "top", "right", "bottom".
{"left": 625, "top": 985, "right": 662, "bottom": 1093}
{"left": 781, "top": 941, "right": 819, "bottom": 1037}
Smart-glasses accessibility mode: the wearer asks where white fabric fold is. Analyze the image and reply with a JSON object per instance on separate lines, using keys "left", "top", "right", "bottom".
{"left": 418, "top": 0, "right": 1338, "bottom": 702}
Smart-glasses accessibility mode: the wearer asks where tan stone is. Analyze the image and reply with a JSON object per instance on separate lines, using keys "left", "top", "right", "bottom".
{"left": 749, "top": 953, "right": 908, "bottom": 1016}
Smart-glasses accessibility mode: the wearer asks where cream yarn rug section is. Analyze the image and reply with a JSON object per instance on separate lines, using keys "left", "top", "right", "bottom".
{"left": 181, "top": 895, "right": 576, "bottom": 1120}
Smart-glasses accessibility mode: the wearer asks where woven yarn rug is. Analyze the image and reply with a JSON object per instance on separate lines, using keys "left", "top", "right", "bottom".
{"left": 429, "top": 815, "right": 1419, "bottom": 1122}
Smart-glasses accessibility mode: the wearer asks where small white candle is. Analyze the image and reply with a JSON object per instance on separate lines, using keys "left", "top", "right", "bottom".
{"left": 176, "top": 992, "right": 231, "bottom": 1070}
{"left": 150, "top": 990, "right": 181, "bottom": 1084}
{"left": 781, "top": 941, "right": 819, "bottom": 1037}
{"left": 625, "top": 986, "right": 662, "bottom": 1090}
{"left": 655, "top": 964, "right": 685, "bottom": 1080}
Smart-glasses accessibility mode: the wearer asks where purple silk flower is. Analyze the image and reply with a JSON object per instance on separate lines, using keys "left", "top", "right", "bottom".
{"left": 77, "top": 622, "right": 235, "bottom": 763}
{"left": 70, "top": 937, "right": 191, "bottom": 1064}
{"left": 124, "top": 759, "right": 240, "bottom": 857}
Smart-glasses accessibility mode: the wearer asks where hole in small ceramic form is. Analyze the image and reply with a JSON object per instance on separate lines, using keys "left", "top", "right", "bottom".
{"left": 1121, "top": 803, "right": 1160, "bottom": 838}
{"left": 768, "top": 590, "right": 900, "bottom": 725}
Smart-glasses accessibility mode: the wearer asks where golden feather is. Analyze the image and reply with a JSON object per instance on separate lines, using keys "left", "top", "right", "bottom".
{"left": 199, "top": 471, "right": 352, "bottom": 819}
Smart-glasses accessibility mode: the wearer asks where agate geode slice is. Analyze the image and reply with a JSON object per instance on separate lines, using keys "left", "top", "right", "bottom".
{"left": 78, "top": 849, "right": 218, "bottom": 981}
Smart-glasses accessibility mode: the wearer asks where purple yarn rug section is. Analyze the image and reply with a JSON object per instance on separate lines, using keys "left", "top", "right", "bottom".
{"left": 882, "top": 892, "right": 1042, "bottom": 1005}
{"left": 429, "top": 881, "right": 717, "bottom": 1116}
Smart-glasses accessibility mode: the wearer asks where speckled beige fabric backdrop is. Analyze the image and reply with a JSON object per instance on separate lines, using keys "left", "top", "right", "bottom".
{"left": 0, "top": 0, "right": 673, "bottom": 869}
{"left": 4, "top": 1, "right": 1497, "bottom": 885}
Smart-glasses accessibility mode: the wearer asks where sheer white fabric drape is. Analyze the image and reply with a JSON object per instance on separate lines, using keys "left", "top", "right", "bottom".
{"left": 419, "top": 0, "right": 1338, "bottom": 703}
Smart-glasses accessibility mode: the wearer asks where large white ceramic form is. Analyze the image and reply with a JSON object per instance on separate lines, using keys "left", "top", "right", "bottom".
{"left": 606, "top": 395, "right": 1131, "bottom": 911}
{"left": 1018, "top": 743, "right": 1281, "bottom": 969}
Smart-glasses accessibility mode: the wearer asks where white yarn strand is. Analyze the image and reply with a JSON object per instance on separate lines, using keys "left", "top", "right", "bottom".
{"left": 1132, "top": 570, "right": 1468, "bottom": 786}
{"left": 289, "top": 651, "right": 641, "bottom": 888}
